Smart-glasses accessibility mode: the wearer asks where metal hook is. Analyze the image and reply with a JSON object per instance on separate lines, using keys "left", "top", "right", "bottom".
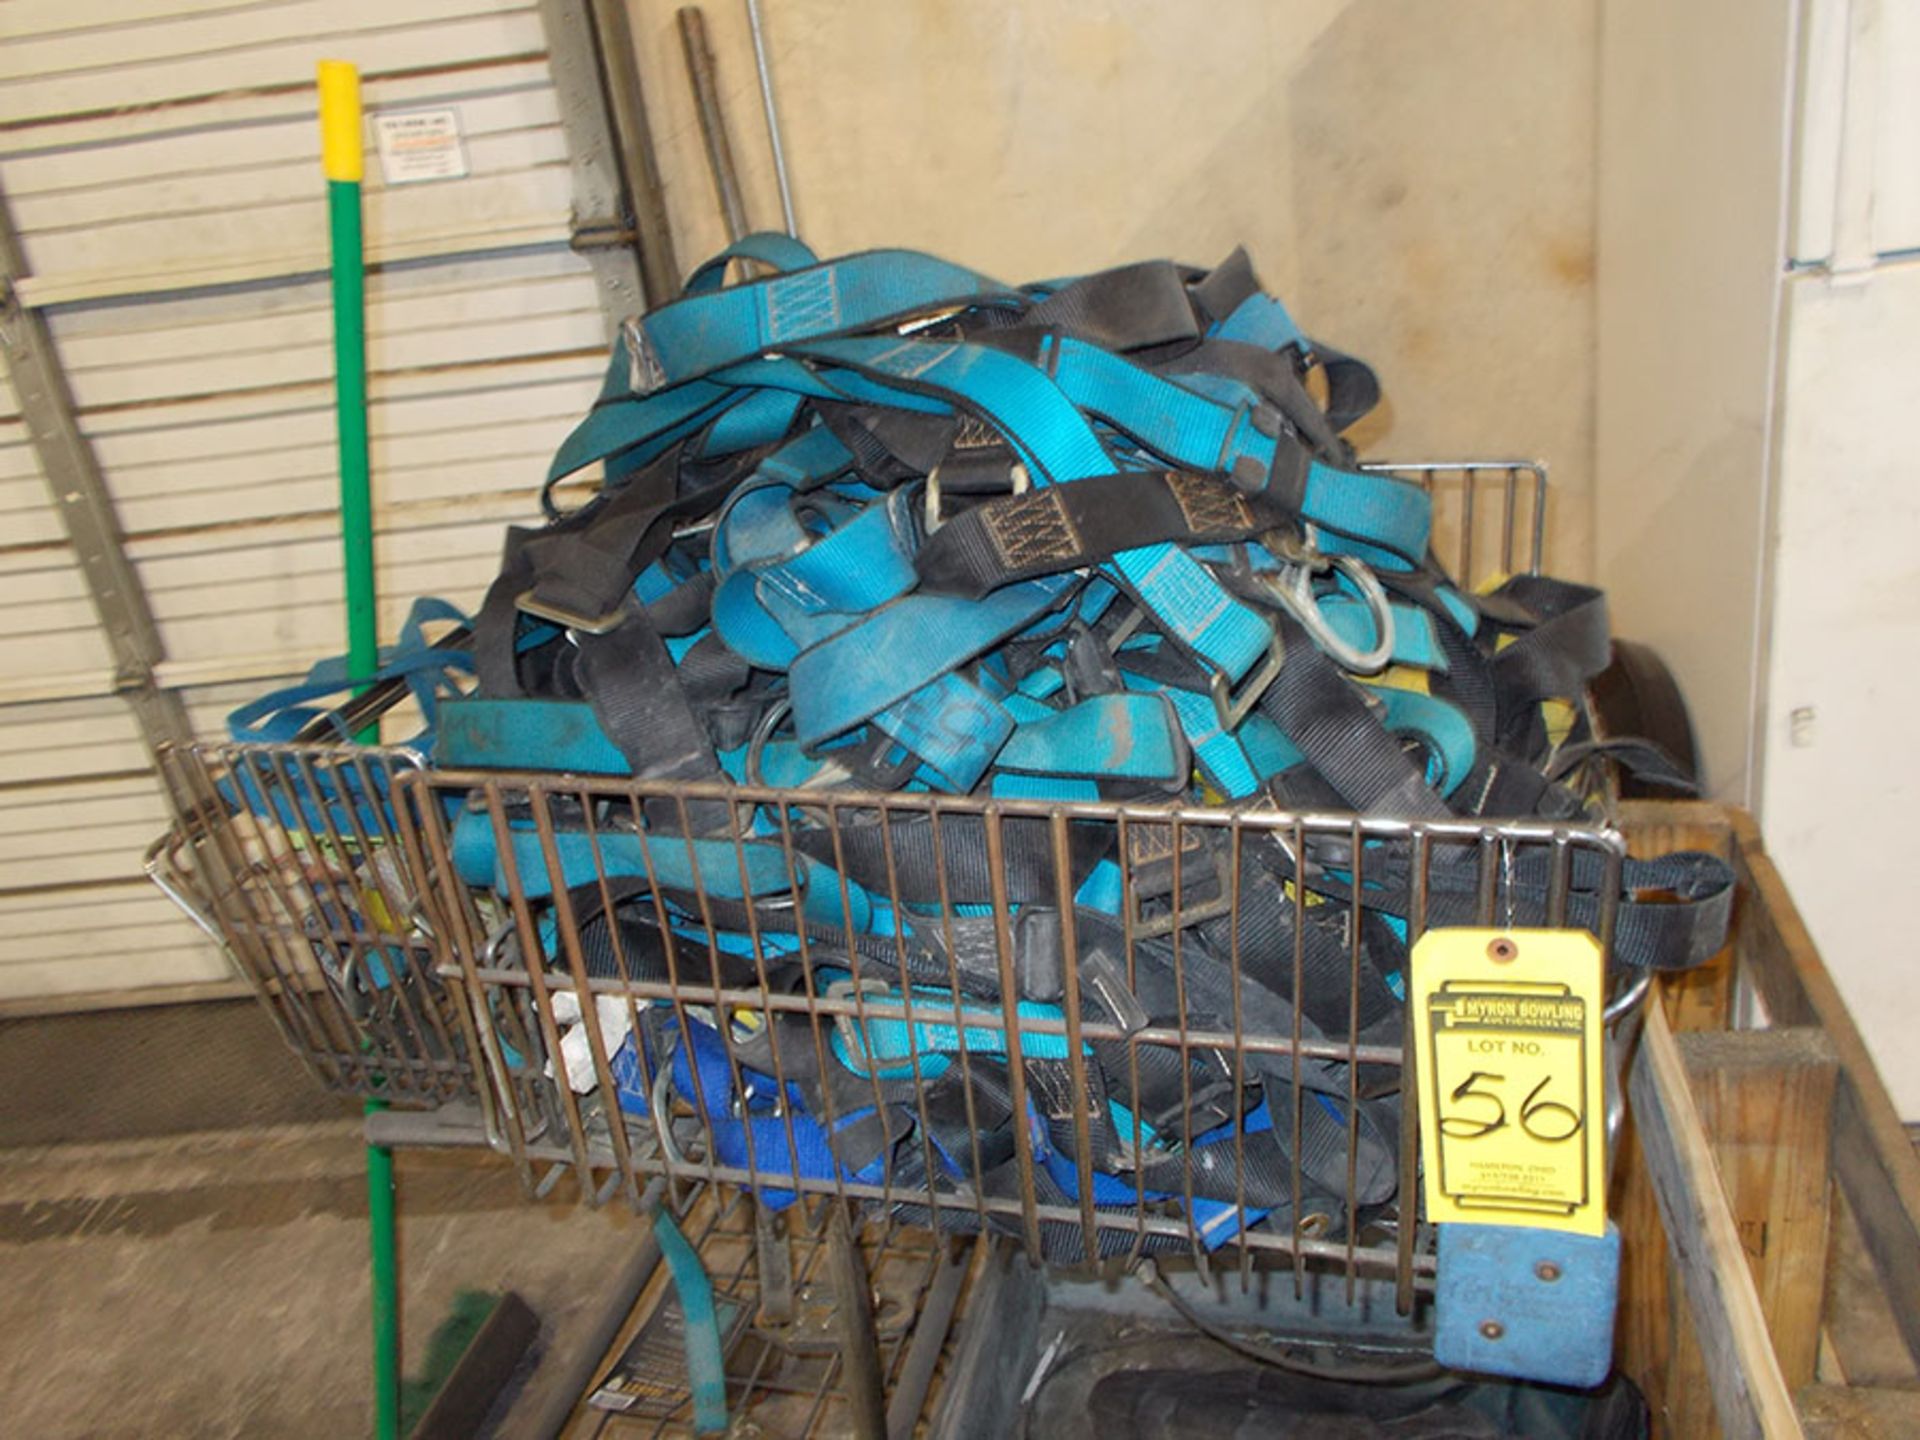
{"left": 480, "top": 917, "right": 519, "bottom": 970}
{"left": 1257, "top": 528, "right": 1396, "bottom": 675}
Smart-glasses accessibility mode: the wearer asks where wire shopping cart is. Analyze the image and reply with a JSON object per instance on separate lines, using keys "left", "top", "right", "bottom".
{"left": 148, "top": 463, "right": 1644, "bottom": 1428}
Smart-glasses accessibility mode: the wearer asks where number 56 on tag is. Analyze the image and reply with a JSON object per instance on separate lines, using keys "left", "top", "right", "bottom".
{"left": 1410, "top": 928, "right": 1607, "bottom": 1236}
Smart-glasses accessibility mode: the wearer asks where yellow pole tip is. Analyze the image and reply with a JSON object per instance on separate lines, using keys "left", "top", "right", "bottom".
{"left": 317, "top": 60, "right": 365, "bottom": 183}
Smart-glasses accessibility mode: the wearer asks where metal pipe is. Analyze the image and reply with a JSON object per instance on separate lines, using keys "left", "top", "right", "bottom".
{"left": 744, "top": 0, "right": 797, "bottom": 235}
{"left": 752, "top": 1199, "right": 795, "bottom": 1325}
{"left": 318, "top": 64, "right": 379, "bottom": 720}
{"left": 364, "top": 1120, "right": 399, "bottom": 1440}
{"left": 679, "top": 7, "right": 750, "bottom": 241}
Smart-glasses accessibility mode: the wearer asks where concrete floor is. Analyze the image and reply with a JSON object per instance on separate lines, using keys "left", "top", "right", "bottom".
{"left": 7, "top": 1000, "right": 1920, "bottom": 1437}
{"left": 0, "top": 1002, "right": 645, "bottom": 1439}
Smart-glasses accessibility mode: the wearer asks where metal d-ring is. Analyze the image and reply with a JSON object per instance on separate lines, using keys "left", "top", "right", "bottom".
{"left": 1261, "top": 534, "right": 1396, "bottom": 676}
{"left": 746, "top": 697, "right": 852, "bottom": 790}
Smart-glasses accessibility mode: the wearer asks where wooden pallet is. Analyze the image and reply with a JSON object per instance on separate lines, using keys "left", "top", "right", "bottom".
{"left": 1614, "top": 802, "right": 1920, "bottom": 1438}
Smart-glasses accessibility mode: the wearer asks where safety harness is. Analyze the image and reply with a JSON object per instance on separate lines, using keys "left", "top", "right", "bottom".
{"left": 236, "top": 234, "right": 1733, "bottom": 1257}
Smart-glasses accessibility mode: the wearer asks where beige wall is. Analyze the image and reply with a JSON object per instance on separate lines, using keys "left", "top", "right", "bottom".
{"left": 1595, "top": 0, "right": 1795, "bottom": 805}
{"left": 627, "top": 0, "right": 1601, "bottom": 577}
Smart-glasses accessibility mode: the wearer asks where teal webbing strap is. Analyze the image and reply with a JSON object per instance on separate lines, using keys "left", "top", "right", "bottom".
{"left": 649, "top": 1205, "right": 729, "bottom": 1434}
{"left": 635, "top": 250, "right": 1021, "bottom": 388}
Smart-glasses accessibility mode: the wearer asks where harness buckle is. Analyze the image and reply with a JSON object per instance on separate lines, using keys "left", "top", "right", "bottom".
{"left": 922, "top": 459, "right": 1029, "bottom": 535}
{"left": 746, "top": 698, "right": 855, "bottom": 789}
{"left": 896, "top": 304, "right": 969, "bottom": 336}
{"left": 1256, "top": 527, "right": 1396, "bottom": 676}
{"left": 514, "top": 590, "right": 629, "bottom": 635}
{"left": 1206, "top": 630, "right": 1287, "bottom": 732}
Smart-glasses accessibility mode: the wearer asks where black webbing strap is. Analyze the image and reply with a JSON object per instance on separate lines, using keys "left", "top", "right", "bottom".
{"left": 1313, "top": 343, "right": 1384, "bottom": 435}
{"left": 1189, "top": 247, "right": 1264, "bottom": 328}
{"left": 573, "top": 606, "right": 721, "bottom": 783}
{"left": 915, "top": 470, "right": 1282, "bottom": 597}
{"left": 1006, "top": 261, "right": 1203, "bottom": 353}
{"left": 1283, "top": 841, "right": 1736, "bottom": 973}
{"left": 1484, "top": 576, "right": 1613, "bottom": 747}
{"left": 1154, "top": 340, "right": 1353, "bottom": 463}
{"left": 519, "top": 469, "right": 742, "bottom": 630}
{"left": 786, "top": 811, "right": 1110, "bottom": 906}
{"left": 1252, "top": 615, "right": 1453, "bottom": 819}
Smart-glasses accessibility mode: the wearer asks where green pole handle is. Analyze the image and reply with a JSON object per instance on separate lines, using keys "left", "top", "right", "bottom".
{"left": 320, "top": 60, "right": 399, "bottom": 1440}
{"left": 330, "top": 175, "right": 378, "bottom": 703}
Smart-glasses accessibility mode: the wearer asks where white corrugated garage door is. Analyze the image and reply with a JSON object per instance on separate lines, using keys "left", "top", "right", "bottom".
{"left": 0, "top": 1, "right": 624, "bottom": 1001}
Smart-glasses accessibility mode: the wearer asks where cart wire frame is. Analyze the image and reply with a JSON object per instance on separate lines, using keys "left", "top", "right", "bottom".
{"left": 145, "top": 741, "right": 484, "bottom": 1110}
{"left": 402, "top": 766, "right": 1626, "bottom": 1309}
{"left": 144, "top": 461, "right": 1607, "bottom": 1312}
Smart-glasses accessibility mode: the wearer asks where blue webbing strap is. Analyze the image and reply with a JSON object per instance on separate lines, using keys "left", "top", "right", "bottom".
{"left": 229, "top": 596, "right": 472, "bottom": 748}
{"left": 647, "top": 1006, "right": 1272, "bottom": 1251}
{"left": 238, "top": 233, "right": 1738, "bottom": 1264}
{"left": 682, "top": 231, "right": 820, "bottom": 295}
{"left": 225, "top": 597, "right": 472, "bottom": 832}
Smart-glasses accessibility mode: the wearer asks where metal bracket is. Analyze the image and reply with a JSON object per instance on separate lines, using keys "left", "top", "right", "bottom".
{"left": 590, "top": 0, "right": 680, "bottom": 304}
{"left": 539, "top": 0, "right": 646, "bottom": 330}
{"left": 569, "top": 219, "right": 640, "bottom": 251}
{"left": 538, "top": 0, "right": 679, "bottom": 327}
{"left": 0, "top": 178, "right": 195, "bottom": 766}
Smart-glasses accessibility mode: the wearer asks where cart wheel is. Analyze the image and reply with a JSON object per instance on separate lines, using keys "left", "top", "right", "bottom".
{"left": 1590, "top": 639, "right": 1700, "bottom": 794}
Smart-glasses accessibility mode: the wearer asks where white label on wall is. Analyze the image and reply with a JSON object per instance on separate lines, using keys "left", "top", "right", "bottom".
{"left": 372, "top": 109, "right": 469, "bottom": 185}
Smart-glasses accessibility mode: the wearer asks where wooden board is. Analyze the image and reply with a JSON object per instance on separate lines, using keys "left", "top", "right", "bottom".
{"left": 1677, "top": 1029, "right": 1838, "bottom": 1391}
{"left": 1615, "top": 802, "right": 1920, "bottom": 1433}
{"left": 1799, "top": 1385, "right": 1920, "bottom": 1440}
{"left": 1647, "top": 1029, "right": 1840, "bottom": 1439}
{"left": 1819, "top": 1183, "right": 1920, "bottom": 1388}
{"left": 1626, "top": 1000, "right": 1803, "bottom": 1439}
{"left": 1715, "top": 808, "right": 1920, "bottom": 1375}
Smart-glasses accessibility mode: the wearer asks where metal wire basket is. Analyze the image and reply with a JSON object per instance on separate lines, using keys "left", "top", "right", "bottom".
{"left": 144, "top": 461, "right": 1588, "bottom": 1306}
{"left": 146, "top": 742, "right": 480, "bottom": 1106}
{"left": 401, "top": 763, "right": 1628, "bottom": 1302}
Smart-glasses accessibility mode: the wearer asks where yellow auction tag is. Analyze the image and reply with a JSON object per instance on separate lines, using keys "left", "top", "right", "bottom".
{"left": 1411, "top": 928, "right": 1607, "bottom": 1236}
